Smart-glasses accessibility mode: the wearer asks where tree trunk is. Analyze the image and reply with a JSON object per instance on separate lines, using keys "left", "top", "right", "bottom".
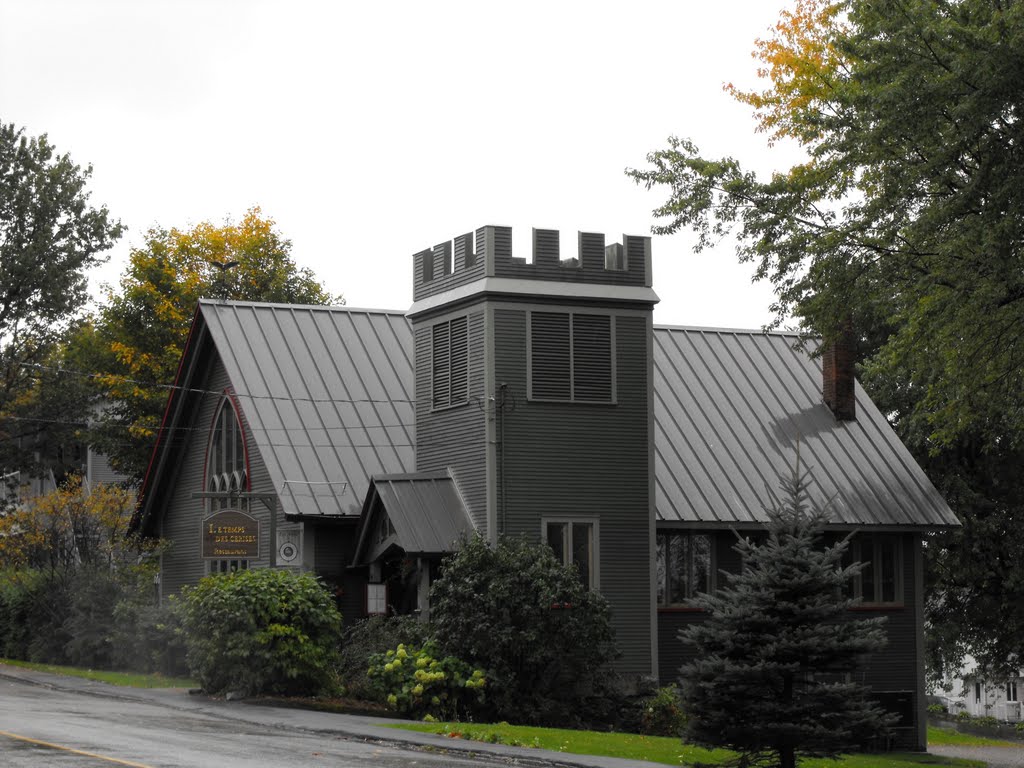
{"left": 780, "top": 746, "right": 796, "bottom": 768}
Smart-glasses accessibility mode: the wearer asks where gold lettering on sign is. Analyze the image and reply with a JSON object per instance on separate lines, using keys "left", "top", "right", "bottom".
{"left": 201, "top": 509, "right": 260, "bottom": 559}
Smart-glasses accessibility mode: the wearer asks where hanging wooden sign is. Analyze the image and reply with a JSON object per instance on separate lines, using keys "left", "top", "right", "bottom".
{"left": 202, "top": 509, "right": 260, "bottom": 559}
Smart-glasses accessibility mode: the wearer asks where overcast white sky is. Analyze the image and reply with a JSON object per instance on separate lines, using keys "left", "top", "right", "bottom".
{"left": 1, "top": 0, "right": 804, "bottom": 329}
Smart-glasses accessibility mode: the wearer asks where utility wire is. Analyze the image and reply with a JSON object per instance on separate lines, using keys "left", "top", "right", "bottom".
{"left": 20, "top": 362, "right": 417, "bottom": 405}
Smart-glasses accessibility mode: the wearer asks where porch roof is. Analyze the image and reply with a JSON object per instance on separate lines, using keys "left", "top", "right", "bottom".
{"left": 352, "top": 470, "right": 475, "bottom": 564}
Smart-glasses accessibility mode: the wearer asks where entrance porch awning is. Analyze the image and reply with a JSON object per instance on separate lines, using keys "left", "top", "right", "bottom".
{"left": 352, "top": 469, "right": 475, "bottom": 566}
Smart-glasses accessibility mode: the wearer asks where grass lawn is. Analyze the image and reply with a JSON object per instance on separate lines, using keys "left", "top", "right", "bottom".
{"left": 927, "top": 724, "right": 1021, "bottom": 748}
{"left": 390, "top": 722, "right": 987, "bottom": 767}
{"left": 0, "top": 658, "right": 195, "bottom": 689}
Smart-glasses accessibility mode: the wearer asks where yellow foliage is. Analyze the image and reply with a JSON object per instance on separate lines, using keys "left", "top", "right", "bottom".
{"left": 727, "top": 0, "right": 848, "bottom": 146}
{"left": 0, "top": 477, "right": 149, "bottom": 572}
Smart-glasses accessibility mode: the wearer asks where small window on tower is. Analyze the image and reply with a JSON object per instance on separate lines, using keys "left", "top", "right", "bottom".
{"left": 543, "top": 518, "right": 598, "bottom": 590}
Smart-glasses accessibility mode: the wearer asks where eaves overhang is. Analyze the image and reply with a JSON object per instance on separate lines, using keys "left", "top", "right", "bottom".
{"left": 407, "top": 277, "right": 660, "bottom": 319}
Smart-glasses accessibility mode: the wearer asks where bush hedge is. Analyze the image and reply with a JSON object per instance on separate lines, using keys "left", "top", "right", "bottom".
{"left": 430, "top": 534, "right": 619, "bottom": 725}
{"left": 365, "top": 642, "right": 485, "bottom": 720}
{"left": 181, "top": 568, "right": 342, "bottom": 696}
{"left": 339, "top": 614, "right": 431, "bottom": 698}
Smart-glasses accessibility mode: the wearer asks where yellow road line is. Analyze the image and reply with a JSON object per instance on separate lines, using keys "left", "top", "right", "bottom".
{"left": 0, "top": 729, "right": 157, "bottom": 768}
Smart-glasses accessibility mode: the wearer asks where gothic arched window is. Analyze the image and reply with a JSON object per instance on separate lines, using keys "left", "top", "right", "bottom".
{"left": 208, "top": 398, "right": 248, "bottom": 512}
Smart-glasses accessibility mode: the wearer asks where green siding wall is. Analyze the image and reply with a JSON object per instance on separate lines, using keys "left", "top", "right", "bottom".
{"left": 495, "top": 308, "right": 654, "bottom": 677}
{"left": 656, "top": 531, "right": 925, "bottom": 750}
{"left": 414, "top": 308, "right": 488, "bottom": 533}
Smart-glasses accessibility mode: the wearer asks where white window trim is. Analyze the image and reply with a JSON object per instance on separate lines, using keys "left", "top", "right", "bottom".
{"left": 1007, "top": 681, "right": 1019, "bottom": 703}
{"left": 526, "top": 311, "right": 617, "bottom": 404}
{"left": 541, "top": 517, "right": 600, "bottom": 591}
{"left": 367, "top": 583, "right": 388, "bottom": 615}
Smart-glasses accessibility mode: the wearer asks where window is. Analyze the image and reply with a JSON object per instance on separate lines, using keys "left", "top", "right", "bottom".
{"left": 375, "top": 513, "right": 395, "bottom": 546}
{"left": 656, "top": 531, "right": 713, "bottom": 606}
{"left": 847, "top": 534, "right": 903, "bottom": 605}
{"left": 208, "top": 559, "right": 248, "bottom": 575}
{"left": 207, "top": 397, "right": 247, "bottom": 512}
{"left": 432, "top": 316, "right": 469, "bottom": 408}
{"left": 1008, "top": 682, "right": 1018, "bottom": 703}
{"left": 529, "top": 312, "right": 613, "bottom": 402}
{"left": 544, "top": 519, "right": 597, "bottom": 590}
{"left": 975, "top": 682, "right": 982, "bottom": 703}
{"left": 367, "top": 583, "right": 387, "bottom": 615}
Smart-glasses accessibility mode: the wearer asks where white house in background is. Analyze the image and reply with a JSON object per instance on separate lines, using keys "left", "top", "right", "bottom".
{"left": 961, "top": 663, "right": 1024, "bottom": 722}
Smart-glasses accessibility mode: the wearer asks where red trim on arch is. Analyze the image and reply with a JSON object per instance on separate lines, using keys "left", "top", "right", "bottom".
{"left": 202, "top": 388, "right": 252, "bottom": 494}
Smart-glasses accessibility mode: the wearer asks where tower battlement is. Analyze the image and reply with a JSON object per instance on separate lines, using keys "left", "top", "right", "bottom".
{"left": 412, "top": 225, "right": 652, "bottom": 302}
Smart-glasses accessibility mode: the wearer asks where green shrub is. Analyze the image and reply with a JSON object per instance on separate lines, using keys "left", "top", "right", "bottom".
{"left": 64, "top": 567, "right": 123, "bottom": 668}
{"left": 430, "top": 534, "right": 618, "bottom": 725}
{"left": 0, "top": 568, "right": 73, "bottom": 663}
{"left": 0, "top": 569, "right": 39, "bottom": 660}
{"left": 110, "top": 595, "right": 188, "bottom": 677}
{"left": 927, "top": 703, "right": 947, "bottom": 715}
{"left": 366, "top": 642, "right": 485, "bottom": 720}
{"left": 973, "top": 715, "right": 999, "bottom": 728}
{"left": 956, "top": 710, "right": 972, "bottom": 722}
{"left": 181, "top": 568, "right": 342, "bottom": 696}
{"left": 339, "top": 614, "right": 431, "bottom": 697}
{"left": 1015, "top": 721, "right": 1024, "bottom": 733}
{"left": 641, "top": 685, "right": 687, "bottom": 737}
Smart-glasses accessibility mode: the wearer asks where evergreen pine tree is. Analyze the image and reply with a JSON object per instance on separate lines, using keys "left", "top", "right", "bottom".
{"left": 679, "top": 463, "right": 895, "bottom": 768}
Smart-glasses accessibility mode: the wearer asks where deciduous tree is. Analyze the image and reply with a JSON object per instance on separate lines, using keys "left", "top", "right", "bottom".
{"left": 92, "top": 207, "right": 340, "bottom": 481}
{"left": 0, "top": 322, "right": 108, "bottom": 500}
{"left": 628, "top": 0, "right": 1024, "bottom": 450}
{"left": 0, "top": 476, "right": 163, "bottom": 667}
{"left": 0, "top": 121, "right": 122, "bottom": 474}
{"left": 627, "top": 0, "right": 1024, "bottom": 679}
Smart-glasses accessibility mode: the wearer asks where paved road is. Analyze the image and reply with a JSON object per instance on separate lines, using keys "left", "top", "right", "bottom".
{"left": 0, "top": 665, "right": 668, "bottom": 768}
{"left": 0, "top": 674, "right": 491, "bottom": 768}
{"left": 7, "top": 664, "right": 998, "bottom": 768}
{"left": 929, "top": 744, "right": 1024, "bottom": 768}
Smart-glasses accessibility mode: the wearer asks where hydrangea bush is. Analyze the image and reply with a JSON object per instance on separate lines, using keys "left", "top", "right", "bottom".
{"left": 366, "top": 642, "right": 485, "bottom": 720}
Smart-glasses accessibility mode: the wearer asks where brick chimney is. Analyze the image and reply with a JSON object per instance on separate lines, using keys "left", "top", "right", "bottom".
{"left": 822, "top": 320, "right": 856, "bottom": 421}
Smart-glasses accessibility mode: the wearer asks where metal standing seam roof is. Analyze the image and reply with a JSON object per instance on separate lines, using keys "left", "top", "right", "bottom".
{"left": 353, "top": 470, "right": 475, "bottom": 563}
{"left": 652, "top": 326, "right": 960, "bottom": 529}
{"left": 199, "top": 300, "right": 416, "bottom": 518}
{"left": 185, "top": 301, "right": 955, "bottom": 530}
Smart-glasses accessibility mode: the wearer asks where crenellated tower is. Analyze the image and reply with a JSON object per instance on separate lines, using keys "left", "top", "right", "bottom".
{"left": 407, "top": 225, "right": 659, "bottom": 679}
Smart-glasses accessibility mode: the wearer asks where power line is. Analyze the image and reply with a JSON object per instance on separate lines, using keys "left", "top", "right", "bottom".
{"left": 2, "top": 414, "right": 418, "bottom": 433}
{"left": 20, "top": 362, "right": 417, "bottom": 405}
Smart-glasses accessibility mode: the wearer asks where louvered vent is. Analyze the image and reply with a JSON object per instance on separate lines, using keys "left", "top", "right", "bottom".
{"left": 531, "top": 312, "right": 612, "bottom": 402}
{"left": 531, "top": 312, "right": 571, "bottom": 400}
{"left": 573, "top": 314, "right": 612, "bottom": 401}
{"left": 432, "top": 316, "right": 469, "bottom": 408}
